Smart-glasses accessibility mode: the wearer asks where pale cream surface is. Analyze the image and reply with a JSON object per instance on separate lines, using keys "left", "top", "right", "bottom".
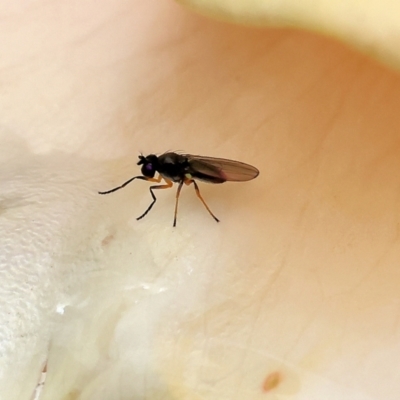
{"left": 0, "top": 1, "right": 399, "bottom": 399}
{"left": 178, "top": 0, "right": 400, "bottom": 67}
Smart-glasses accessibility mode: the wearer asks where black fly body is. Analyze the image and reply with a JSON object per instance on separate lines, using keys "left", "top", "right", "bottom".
{"left": 99, "top": 152, "right": 259, "bottom": 227}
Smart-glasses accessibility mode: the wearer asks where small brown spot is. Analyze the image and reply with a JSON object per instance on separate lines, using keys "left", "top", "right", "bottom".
{"left": 101, "top": 234, "right": 114, "bottom": 247}
{"left": 65, "top": 389, "right": 81, "bottom": 400}
{"left": 262, "top": 371, "right": 281, "bottom": 392}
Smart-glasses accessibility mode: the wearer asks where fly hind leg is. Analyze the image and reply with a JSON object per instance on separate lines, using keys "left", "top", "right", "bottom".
{"left": 186, "top": 179, "right": 219, "bottom": 223}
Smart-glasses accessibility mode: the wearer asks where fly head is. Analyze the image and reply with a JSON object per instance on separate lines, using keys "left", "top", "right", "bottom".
{"left": 137, "top": 154, "right": 159, "bottom": 178}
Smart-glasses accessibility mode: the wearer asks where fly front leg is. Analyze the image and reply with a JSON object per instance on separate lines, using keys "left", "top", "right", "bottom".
{"left": 137, "top": 177, "right": 173, "bottom": 221}
{"left": 98, "top": 175, "right": 150, "bottom": 195}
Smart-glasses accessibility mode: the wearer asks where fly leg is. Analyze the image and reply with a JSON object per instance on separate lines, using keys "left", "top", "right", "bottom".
{"left": 186, "top": 179, "right": 219, "bottom": 223}
{"left": 137, "top": 177, "right": 173, "bottom": 221}
{"left": 173, "top": 180, "right": 184, "bottom": 227}
{"left": 98, "top": 175, "right": 152, "bottom": 195}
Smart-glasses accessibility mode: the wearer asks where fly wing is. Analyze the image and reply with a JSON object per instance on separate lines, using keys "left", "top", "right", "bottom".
{"left": 184, "top": 155, "right": 259, "bottom": 183}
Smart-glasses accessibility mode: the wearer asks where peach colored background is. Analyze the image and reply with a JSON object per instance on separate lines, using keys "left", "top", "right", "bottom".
{"left": 0, "top": 0, "right": 399, "bottom": 399}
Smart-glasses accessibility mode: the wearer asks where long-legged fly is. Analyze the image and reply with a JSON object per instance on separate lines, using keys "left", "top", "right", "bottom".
{"left": 98, "top": 152, "right": 259, "bottom": 227}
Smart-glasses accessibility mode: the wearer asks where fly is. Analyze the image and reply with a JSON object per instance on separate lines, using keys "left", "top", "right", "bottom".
{"left": 98, "top": 152, "right": 259, "bottom": 227}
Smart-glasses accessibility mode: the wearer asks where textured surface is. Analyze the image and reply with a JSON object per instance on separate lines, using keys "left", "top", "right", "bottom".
{"left": 0, "top": 148, "right": 102, "bottom": 398}
{"left": 178, "top": 0, "right": 400, "bottom": 68}
{"left": 1, "top": 1, "right": 400, "bottom": 399}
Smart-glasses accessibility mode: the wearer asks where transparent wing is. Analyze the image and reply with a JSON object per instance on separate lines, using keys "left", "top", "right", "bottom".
{"left": 184, "top": 154, "right": 259, "bottom": 183}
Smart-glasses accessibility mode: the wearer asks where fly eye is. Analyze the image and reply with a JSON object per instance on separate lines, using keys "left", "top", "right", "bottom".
{"left": 142, "top": 162, "right": 155, "bottom": 177}
{"left": 145, "top": 163, "right": 153, "bottom": 172}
